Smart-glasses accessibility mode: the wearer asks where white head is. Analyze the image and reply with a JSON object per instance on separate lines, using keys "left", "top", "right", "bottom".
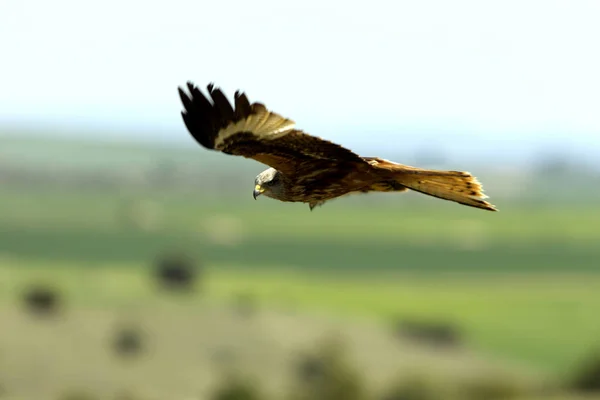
{"left": 253, "top": 168, "right": 285, "bottom": 200}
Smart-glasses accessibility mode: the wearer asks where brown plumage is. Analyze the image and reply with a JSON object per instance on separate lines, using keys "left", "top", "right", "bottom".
{"left": 178, "top": 82, "right": 497, "bottom": 212}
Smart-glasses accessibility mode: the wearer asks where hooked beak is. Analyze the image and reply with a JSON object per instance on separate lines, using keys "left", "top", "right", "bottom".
{"left": 253, "top": 184, "right": 265, "bottom": 200}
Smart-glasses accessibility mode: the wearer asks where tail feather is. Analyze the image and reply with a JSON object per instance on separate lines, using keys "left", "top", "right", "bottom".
{"left": 365, "top": 157, "right": 497, "bottom": 211}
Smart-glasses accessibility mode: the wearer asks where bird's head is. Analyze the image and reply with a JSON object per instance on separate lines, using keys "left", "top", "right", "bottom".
{"left": 254, "top": 168, "right": 284, "bottom": 200}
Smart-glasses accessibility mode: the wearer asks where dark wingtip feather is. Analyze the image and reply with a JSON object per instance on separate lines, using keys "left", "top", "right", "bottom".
{"left": 186, "top": 81, "right": 195, "bottom": 92}
{"left": 233, "top": 90, "right": 251, "bottom": 119}
{"left": 178, "top": 81, "right": 261, "bottom": 152}
{"left": 177, "top": 82, "right": 218, "bottom": 149}
{"left": 208, "top": 85, "right": 235, "bottom": 122}
{"left": 178, "top": 87, "right": 192, "bottom": 113}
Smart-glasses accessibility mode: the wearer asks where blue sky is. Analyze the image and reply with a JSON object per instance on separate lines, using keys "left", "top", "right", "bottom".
{"left": 1, "top": 0, "right": 599, "bottom": 160}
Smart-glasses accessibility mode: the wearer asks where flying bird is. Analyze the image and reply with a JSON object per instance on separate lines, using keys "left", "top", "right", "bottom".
{"left": 178, "top": 82, "right": 497, "bottom": 212}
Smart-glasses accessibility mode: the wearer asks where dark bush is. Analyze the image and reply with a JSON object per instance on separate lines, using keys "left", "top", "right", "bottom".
{"left": 22, "top": 284, "right": 61, "bottom": 316}
{"left": 288, "top": 337, "right": 367, "bottom": 400}
{"left": 153, "top": 252, "right": 200, "bottom": 292}
{"left": 392, "top": 317, "right": 462, "bottom": 348}
{"left": 112, "top": 325, "right": 144, "bottom": 358}
{"left": 569, "top": 348, "right": 600, "bottom": 393}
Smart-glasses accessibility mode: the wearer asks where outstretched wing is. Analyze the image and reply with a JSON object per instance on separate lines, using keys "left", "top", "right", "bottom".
{"left": 178, "top": 82, "right": 369, "bottom": 177}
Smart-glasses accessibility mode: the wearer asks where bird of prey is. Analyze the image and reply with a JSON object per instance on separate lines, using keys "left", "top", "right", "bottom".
{"left": 178, "top": 82, "right": 497, "bottom": 212}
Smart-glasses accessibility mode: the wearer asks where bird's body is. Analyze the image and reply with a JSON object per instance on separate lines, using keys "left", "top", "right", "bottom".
{"left": 178, "top": 82, "right": 497, "bottom": 212}
{"left": 254, "top": 165, "right": 385, "bottom": 209}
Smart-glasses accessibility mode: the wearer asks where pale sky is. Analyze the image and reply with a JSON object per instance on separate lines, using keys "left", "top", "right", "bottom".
{"left": 1, "top": 0, "right": 599, "bottom": 158}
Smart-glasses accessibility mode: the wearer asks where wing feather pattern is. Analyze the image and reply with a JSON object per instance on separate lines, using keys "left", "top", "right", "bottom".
{"left": 178, "top": 82, "right": 368, "bottom": 177}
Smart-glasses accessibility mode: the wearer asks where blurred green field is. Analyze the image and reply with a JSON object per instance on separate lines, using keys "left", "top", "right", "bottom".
{"left": 1, "top": 182, "right": 599, "bottom": 374}
{"left": 2, "top": 258, "right": 600, "bottom": 374}
{"left": 2, "top": 185, "right": 599, "bottom": 270}
{"left": 1, "top": 136, "right": 600, "bottom": 398}
{"left": 1, "top": 261, "right": 600, "bottom": 399}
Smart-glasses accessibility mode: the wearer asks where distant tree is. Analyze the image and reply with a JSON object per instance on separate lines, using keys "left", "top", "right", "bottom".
{"left": 569, "top": 348, "right": 600, "bottom": 393}
{"left": 391, "top": 317, "right": 463, "bottom": 348}
{"left": 22, "top": 284, "right": 61, "bottom": 317}
{"left": 153, "top": 252, "right": 201, "bottom": 293}
{"left": 287, "top": 337, "right": 368, "bottom": 400}
{"left": 112, "top": 325, "right": 145, "bottom": 358}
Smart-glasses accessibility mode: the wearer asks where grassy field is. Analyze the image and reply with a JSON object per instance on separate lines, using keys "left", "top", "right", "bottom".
{"left": 1, "top": 136, "right": 600, "bottom": 398}
{"left": 1, "top": 184, "right": 600, "bottom": 373}
{"left": 2, "top": 186, "right": 599, "bottom": 270}
{"left": 1, "top": 261, "right": 599, "bottom": 399}
{"left": 3, "top": 259, "right": 600, "bottom": 374}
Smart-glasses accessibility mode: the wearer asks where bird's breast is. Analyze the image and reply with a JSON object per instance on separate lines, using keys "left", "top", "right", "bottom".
{"left": 285, "top": 170, "right": 374, "bottom": 202}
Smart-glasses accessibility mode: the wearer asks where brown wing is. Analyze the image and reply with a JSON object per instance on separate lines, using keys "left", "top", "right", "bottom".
{"left": 178, "top": 82, "right": 370, "bottom": 177}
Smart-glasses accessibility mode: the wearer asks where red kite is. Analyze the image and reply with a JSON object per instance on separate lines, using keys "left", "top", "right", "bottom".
{"left": 178, "top": 82, "right": 496, "bottom": 211}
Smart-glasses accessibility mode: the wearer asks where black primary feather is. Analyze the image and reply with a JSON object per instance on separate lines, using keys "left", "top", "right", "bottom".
{"left": 233, "top": 90, "right": 252, "bottom": 119}
{"left": 178, "top": 82, "right": 258, "bottom": 150}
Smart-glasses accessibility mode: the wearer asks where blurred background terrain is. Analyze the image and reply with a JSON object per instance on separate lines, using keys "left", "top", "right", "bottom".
{"left": 1, "top": 0, "right": 600, "bottom": 399}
